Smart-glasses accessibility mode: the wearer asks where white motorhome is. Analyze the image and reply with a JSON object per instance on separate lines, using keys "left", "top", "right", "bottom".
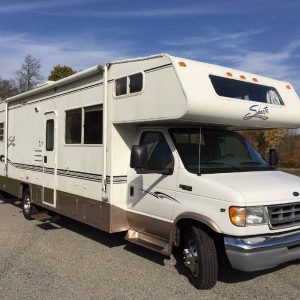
{"left": 1, "top": 54, "right": 300, "bottom": 289}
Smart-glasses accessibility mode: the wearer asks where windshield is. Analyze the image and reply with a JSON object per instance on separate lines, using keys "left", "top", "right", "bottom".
{"left": 169, "top": 128, "right": 272, "bottom": 174}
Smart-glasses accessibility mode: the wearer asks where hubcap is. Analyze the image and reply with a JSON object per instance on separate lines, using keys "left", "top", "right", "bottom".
{"left": 183, "top": 239, "right": 199, "bottom": 277}
{"left": 23, "top": 195, "right": 31, "bottom": 214}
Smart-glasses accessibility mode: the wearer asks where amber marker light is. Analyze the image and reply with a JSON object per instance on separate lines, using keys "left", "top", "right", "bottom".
{"left": 226, "top": 72, "right": 233, "bottom": 77}
{"left": 229, "top": 207, "right": 246, "bottom": 227}
{"left": 240, "top": 75, "right": 246, "bottom": 80}
{"left": 286, "top": 85, "right": 292, "bottom": 89}
{"left": 252, "top": 78, "right": 258, "bottom": 82}
{"left": 178, "top": 61, "right": 186, "bottom": 67}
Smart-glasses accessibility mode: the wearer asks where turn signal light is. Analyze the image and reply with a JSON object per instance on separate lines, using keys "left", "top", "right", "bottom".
{"left": 226, "top": 72, "right": 233, "bottom": 77}
{"left": 178, "top": 61, "right": 186, "bottom": 67}
{"left": 229, "top": 207, "right": 246, "bottom": 227}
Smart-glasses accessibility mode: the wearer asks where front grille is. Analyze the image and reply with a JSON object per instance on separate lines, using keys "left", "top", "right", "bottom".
{"left": 268, "top": 202, "right": 300, "bottom": 229}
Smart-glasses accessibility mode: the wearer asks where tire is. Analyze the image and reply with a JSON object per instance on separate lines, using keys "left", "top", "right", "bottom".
{"left": 21, "top": 188, "right": 36, "bottom": 220}
{"left": 183, "top": 226, "right": 218, "bottom": 289}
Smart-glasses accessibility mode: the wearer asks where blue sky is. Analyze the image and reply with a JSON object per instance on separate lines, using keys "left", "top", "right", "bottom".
{"left": 0, "top": 0, "right": 300, "bottom": 94}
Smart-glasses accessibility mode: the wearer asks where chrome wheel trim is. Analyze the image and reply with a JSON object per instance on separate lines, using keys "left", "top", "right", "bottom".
{"left": 23, "top": 194, "right": 31, "bottom": 214}
{"left": 183, "top": 238, "right": 199, "bottom": 277}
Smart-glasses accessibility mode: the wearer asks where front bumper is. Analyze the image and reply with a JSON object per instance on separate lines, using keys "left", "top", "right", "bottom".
{"left": 224, "top": 230, "right": 300, "bottom": 272}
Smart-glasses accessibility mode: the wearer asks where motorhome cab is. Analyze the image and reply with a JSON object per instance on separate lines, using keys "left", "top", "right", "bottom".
{"left": 1, "top": 54, "right": 300, "bottom": 289}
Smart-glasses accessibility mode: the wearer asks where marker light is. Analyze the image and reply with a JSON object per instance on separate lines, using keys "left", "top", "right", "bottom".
{"left": 229, "top": 207, "right": 246, "bottom": 227}
{"left": 286, "top": 85, "right": 291, "bottom": 89}
{"left": 240, "top": 75, "right": 246, "bottom": 80}
{"left": 226, "top": 72, "right": 233, "bottom": 77}
{"left": 178, "top": 61, "right": 186, "bottom": 67}
{"left": 252, "top": 78, "right": 258, "bottom": 82}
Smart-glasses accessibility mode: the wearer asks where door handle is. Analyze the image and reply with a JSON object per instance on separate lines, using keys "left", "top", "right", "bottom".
{"left": 44, "top": 156, "right": 47, "bottom": 163}
{"left": 130, "top": 186, "right": 134, "bottom": 197}
{"left": 179, "top": 184, "right": 192, "bottom": 191}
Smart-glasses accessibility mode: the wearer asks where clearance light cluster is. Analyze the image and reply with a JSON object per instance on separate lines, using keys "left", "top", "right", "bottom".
{"left": 225, "top": 71, "right": 259, "bottom": 83}
{"left": 225, "top": 71, "right": 293, "bottom": 91}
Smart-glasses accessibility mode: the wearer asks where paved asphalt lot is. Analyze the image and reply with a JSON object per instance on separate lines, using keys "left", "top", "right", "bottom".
{"left": 1, "top": 192, "right": 300, "bottom": 300}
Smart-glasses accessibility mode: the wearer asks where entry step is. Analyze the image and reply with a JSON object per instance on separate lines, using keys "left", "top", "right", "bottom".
{"left": 125, "top": 229, "right": 169, "bottom": 255}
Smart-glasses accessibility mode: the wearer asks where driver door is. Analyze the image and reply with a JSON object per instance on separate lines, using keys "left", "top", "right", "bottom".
{"left": 127, "top": 130, "right": 178, "bottom": 237}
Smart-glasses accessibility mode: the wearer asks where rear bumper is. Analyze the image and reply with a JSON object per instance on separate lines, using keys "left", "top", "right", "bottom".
{"left": 224, "top": 230, "right": 300, "bottom": 272}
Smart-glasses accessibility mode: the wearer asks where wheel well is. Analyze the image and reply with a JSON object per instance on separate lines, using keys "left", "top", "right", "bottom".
{"left": 20, "top": 183, "right": 30, "bottom": 199}
{"left": 174, "top": 218, "right": 223, "bottom": 249}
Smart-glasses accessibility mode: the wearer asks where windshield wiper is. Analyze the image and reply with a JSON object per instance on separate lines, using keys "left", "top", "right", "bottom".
{"left": 240, "top": 161, "right": 269, "bottom": 167}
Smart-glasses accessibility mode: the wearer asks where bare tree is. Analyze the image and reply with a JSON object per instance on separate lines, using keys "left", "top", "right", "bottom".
{"left": 0, "top": 78, "right": 17, "bottom": 100}
{"left": 15, "top": 54, "right": 43, "bottom": 93}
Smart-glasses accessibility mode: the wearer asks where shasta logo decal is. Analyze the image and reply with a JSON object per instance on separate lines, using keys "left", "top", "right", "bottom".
{"left": 243, "top": 105, "right": 269, "bottom": 121}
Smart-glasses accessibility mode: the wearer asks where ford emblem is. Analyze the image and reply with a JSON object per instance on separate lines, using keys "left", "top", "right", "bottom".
{"left": 293, "top": 192, "right": 299, "bottom": 197}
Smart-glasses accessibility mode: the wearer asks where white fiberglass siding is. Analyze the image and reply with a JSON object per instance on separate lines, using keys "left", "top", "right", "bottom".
{"left": 171, "top": 55, "right": 300, "bottom": 129}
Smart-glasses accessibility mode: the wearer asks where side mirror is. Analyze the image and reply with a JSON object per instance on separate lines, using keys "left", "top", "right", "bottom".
{"left": 268, "top": 149, "right": 279, "bottom": 166}
{"left": 130, "top": 145, "right": 148, "bottom": 169}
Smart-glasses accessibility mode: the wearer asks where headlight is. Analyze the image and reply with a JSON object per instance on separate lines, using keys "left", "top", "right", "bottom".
{"left": 229, "top": 206, "right": 268, "bottom": 227}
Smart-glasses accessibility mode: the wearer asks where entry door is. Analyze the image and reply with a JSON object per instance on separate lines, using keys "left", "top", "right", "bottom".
{"left": 43, "top": 111, "right": 57, "bottom": 207}
{"left": 127, "top": 131, "right": 177, "bottom": 224}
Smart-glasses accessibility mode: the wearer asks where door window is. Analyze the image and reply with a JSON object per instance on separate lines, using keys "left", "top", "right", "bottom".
{"left": 140, "top": 132, "right": 173, "bottom": 171}
{"left": 46, "top": 119, "right": 54, "bottom": 151}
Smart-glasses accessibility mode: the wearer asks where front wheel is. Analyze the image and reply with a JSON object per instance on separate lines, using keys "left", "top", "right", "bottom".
{"left": 183, "top": 226, "right": 218, "bottom": 289}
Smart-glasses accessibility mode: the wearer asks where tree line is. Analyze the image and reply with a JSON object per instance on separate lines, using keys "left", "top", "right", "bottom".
{"left": 0, "top": 54, "right": 76, "bottom": 101}
{"left": 241, "top": 129, "right": 300, "bottom": 168}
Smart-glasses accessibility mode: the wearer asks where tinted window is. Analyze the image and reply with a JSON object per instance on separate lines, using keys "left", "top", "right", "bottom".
{"left": 140, "top": 132, "right": 173, "bottom": 171}
{"left": 84, "top": 105, "right": 103, "bottom": 144}
{"left": 65, "top": 109, "right": 82, "bottom": 144}
{"left": 129, "top": 73, "right": 143, "bottom": 93}
{"left": 0, "top": 122, "right": 4, "bottom": 141}
{"left": 46, "top": 119, "right": 54, "bottom": 151}
{"left": 115, "top": 77, "right": 127, "bottom": 96}
{"left": 210, "top": 75, "right": 283, "bottom": 105}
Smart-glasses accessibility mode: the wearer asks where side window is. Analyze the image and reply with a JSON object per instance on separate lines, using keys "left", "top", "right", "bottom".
{"left": 115, "top": 72, "right": 143, "bottom": 97}
{"left": 0, "top": 122, "right": 4, "bottom": 142}
{"left": 209, "top": 75, "right": 284, "bottom": 105}
{"left": 140, "top": 132, "right": 173, "bottom": 171}
{"left": 65, "top": 108, "right": 82, "bottom": 144}
{"left": 115, "top": 77, "right": 127, "bottom": 96}
{"left": 129, "top": 73, "right": 143, "bottom": 93}
{"left": 46, "top": 119, "right": 54, "bottom": 151}
{"left": 84, "top": 105, "right": 103, "bottom": 144}
{"left": 65, "top": 105, "right": 103, "bottom": 145}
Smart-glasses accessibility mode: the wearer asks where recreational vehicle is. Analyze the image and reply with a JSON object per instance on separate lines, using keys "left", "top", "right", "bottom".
{"left": 1, "top": 54, "right": 300, "bottom": 289}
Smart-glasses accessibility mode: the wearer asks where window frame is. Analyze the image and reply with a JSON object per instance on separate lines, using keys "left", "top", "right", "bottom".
{"left": 64, "top": 104, "right": 103, "bottom": 146}
{"left": 46, "top": 119, "right": 55, "bottom": 151}
{"left": 113, "top": 71, "right": 145, "bottom": 99}
{"left": 65, "top": 108, "right": 82, "bottom": 145}
{"left": 138, "top": 130, "right": 174, "bottom": 173}
{"left": 209, "top": 74, "right": 285, "bottom": 106}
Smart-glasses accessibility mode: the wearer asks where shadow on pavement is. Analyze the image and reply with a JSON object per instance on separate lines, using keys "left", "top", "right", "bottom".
{"left": 0, "top": 191, "right": 20, "bottom": 205}
{"left": 2, "top": 191, "right": 300, "bottom": 283}
{"left": 1, "top": 191, "right": 168, "bottom": 265}
{"left": 45, "top": 216, "right": 168, "bottom": 265}
{"left": 172, "top": 244, "right": 300, "bottom": 285}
